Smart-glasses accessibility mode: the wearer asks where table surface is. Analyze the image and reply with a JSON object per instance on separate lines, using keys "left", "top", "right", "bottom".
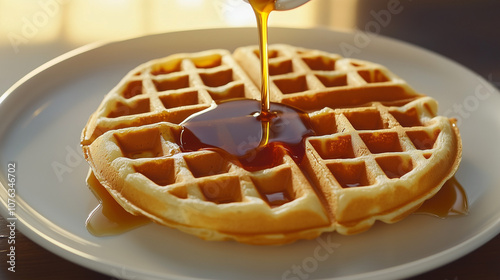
{"left": 1, "top": 0, "right": 499, "bottom": 279}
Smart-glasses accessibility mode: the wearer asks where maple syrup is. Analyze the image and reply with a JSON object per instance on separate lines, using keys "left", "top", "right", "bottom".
{"left": 248, "top": 0, "right": 274, "bottom": 114}
{"left": 180, "top": 99, "right": 315, "bottom": 171}
{"left": 86, "top": 171, "right": 150, "bottom": 236}
{"left": 415, "top": 176, "right": 468, "bottom": 218}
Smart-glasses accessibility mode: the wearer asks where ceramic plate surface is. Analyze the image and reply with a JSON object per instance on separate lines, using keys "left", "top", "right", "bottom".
{"left": 1, "top": 28, "right": 500, "bottom": 280}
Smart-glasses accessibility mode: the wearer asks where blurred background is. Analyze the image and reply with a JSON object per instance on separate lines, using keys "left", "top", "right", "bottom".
{"left": 1, "top": 0, "right": 499, "bottom": 95}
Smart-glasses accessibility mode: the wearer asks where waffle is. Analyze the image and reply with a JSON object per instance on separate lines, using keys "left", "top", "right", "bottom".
{"left": 81, "top": 44, "right": 461, "bottom": 245}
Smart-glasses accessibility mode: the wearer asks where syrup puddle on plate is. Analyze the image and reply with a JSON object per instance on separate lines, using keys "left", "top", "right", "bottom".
{"left": 86, "top": 171, "right": 150, "bottom": 236}
{"left": 415, "top": 176, "right": 469, "bottom": 218}
{"left": 86, "top": 172, "right": 468, "bottom": 236}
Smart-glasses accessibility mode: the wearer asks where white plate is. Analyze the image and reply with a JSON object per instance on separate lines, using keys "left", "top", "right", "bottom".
{"left": 1, "top": 28, "right": 500, "bottom": 280}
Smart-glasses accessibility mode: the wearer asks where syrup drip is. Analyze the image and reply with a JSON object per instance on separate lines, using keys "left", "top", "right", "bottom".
{"left": 249, "top": 0, "right": 274, "bottom": 115}
{"left": 415, "top": 176, "right": 468, "bottom": 217}
{"left": 86, "top": 171, "right": 150, "bottom": 236}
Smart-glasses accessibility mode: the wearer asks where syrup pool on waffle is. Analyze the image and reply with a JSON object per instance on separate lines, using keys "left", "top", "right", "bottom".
{"left": 180, "top": 99, "right": 315, "bottom": 171}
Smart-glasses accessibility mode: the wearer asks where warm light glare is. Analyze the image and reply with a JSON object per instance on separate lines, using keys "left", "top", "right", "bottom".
{"left": 65, "top": 0, "right": 145, "bottom": 44}
{"left": 176, "top": 0, "right": 203, "bottom": 8}
{"left": 330, "top": 0, "right": 358, "bottom": 30}
{"left": 0, "top": 0, "right": 358, "bottom": 48}
{"left": 216, "top": 1, "right": 255, "bottom": 26}
{"left": 0, "top": 0, "right": 62, "bottom": 46}
{"left": 148, "top": 0, "right": 227, "bottom": 34}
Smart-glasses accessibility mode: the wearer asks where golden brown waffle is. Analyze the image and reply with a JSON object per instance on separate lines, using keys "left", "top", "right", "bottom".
{"left": 81, "top": 49, "right": 261, "bottom": 145}
{"left": 82, "top": 44, "right": 461, "bottom": 244}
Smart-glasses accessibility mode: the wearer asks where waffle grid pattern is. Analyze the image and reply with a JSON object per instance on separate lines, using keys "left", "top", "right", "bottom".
{"left": 108, "top": 120, "right": 324, "bottom": 212}
{"left": 86, "top": 121, "right": 330, "bottom": 242}
{"left": 234, "top": 44, "right": 422, "bottom": 111}
{"left": 82, "top": 50, "right": 260, "bottom": 145}
{"left": 306, "top": 100, "right": 441, "bottom": 188}
{"left": 106, "top": 97, "right": 442, "bottom": 204}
